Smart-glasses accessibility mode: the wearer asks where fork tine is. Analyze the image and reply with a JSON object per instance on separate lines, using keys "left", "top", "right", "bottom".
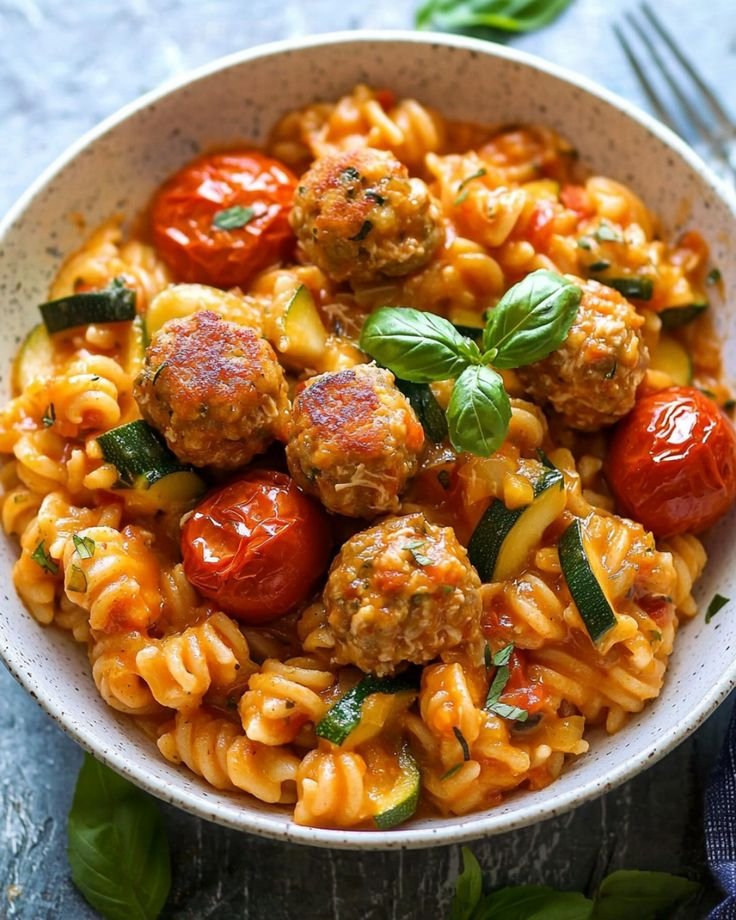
{"left": 613, "top": 24, "right": 678, "bottom": 133}
{"left": 640, "top": 2, "right": 734, "bottom": 134}
{"left": 624, "top": 11, "right": 720, "bottom": 149}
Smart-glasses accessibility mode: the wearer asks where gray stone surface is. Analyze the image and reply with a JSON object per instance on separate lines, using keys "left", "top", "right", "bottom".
{"left": 1, "top": 0, "right": 735, "bottom": 917}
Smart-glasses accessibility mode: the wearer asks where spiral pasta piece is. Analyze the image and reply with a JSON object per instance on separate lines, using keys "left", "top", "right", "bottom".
{"left": 90, "top": 633, "right": 162, "bottom": 716}
{"left": 239, "top": 656, "right": 336, "bottom": 746}
{"left": 62, "top": 524, "right": 163, "bottom": 633}
{"left": 294, "top": 747, "right": 370, "bottom": 828}
{"left": 136, "top": 612, "right": 255, "bottom": 711}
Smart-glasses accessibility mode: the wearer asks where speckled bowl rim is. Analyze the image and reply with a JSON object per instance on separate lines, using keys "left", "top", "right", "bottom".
{"left": 2, "top": 30, "right": 736, "bottom": 850}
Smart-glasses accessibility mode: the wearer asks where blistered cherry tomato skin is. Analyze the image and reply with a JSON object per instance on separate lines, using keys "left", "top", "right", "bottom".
{"left": 181, "top": 471, "right": 332, "bottom": 624}
{"left": 607, "top": 387, "right": 736, "bottom": 538}
{"left": 151, "top": 151, "right": 297, "bottom": 289}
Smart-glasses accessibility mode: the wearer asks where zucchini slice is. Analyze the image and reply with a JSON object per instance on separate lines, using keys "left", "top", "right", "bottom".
{"left": 315, "top": 672, "right": 419, "bottom": 747}
{"left": 278, "top": 285, "right": 328, "bottom": 365}
{"left": 658, "top": 303, "right": 708, "bottom": 329}
{"left": 603, "top": 276, "right": 654, "bottom": 301}
{"left": 395, "top": 379, "right": 448, "bottom": 444}
{"left": 468, "top": 467, "right": 565, "bottom": 582}
{"left": 39, "top": 277, "right": 136, "bottom": 333}
{"left": 373, "top": 744, "right": 421, "bottom": 830}
{"left": 650, "top": 335, "right": 693, "bottom": 386}
{"left": 559, "top": 517, "right": 616, "bottom": 642}
{"left": 97, "top": 420, "right": 205, "bottom": 509}
{"left": 12, "top": 323, "right": 54, "bottom": 391}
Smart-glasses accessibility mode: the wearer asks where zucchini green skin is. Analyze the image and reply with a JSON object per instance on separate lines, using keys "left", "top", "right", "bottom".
{"left": 658, "top": 303, "right": 708, "bottom": 329}
{"left": 603, "top": 277, "right": 654, "bottom": 301}
{"left": 373, "top": 745, "right": 421, "bottom": 830}
{"left": 395, "top": 379, "right": 448, "bottom": 444}
{"left": 39, "top": 277, "right": 136, "bottom": 333}
{"left": 558, "top": 518, "right": 616, "bottom": 642}
{"left": 97, "top": 420, "right": 192, "bottom": 488}
{"left": 315, "top": 672, "right": 419, "bottom": 746}
{"left": 468, "top": 467, "right": 563, "bottom": 582}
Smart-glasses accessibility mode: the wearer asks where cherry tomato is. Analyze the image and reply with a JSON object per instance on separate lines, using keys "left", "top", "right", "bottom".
{"left": 181, "top": 470, "right": 332, "bottom": 623}
{"left": 151, "top": 151, "right": 297, "bottom": 289}
{"left": 607, "top": 387, "right": 736, "bottom": 538}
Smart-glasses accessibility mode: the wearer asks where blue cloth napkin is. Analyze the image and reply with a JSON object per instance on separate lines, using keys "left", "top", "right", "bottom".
{"left": 707, "top": 699, "right": 736, "bottom": 918}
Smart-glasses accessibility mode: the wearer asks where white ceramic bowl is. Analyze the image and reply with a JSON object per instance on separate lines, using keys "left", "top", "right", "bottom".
{"left": 1, "top": 31, "right": 735, "bottom": 850}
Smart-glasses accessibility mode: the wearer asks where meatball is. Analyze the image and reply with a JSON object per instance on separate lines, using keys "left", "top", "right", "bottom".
{"left": 515, "top": 278, "right": 650, "bottom": 430}
{"left": 286, "top": 364, "right": 424, "bottom": 517}
{"left": 322, "top": 513, "right": 483, "bottom": 676}
{"left": 134, "top": 310, "right": 290, "bottom": 469}
{"left": 290, "top": 147, "right": 443, "bottom": 284}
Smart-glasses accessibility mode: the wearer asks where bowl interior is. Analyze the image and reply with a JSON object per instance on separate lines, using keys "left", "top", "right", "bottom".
{"left": 1, "top": 33, "right": 734, "bottom": 849}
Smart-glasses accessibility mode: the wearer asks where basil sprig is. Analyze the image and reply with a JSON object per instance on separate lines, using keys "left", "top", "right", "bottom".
{"left": 359, "top": 269, "right": 581, "bottom": 457}
{"left": 68, "top": 754, "right": 171, "bottom": 920}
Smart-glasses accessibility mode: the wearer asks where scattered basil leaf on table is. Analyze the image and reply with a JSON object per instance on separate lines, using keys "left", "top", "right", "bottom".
{"left": 416, "top": 0, "right": 574, "bottom": 34}
{"left": 449, "top": 847, "right": 483, "bottom": 920}
{"left": 360, "top": 269, "right": 579, "bottom": 458}
{"left": 448, "top": 848, "right": 700, "bottom": 920}
{"left": 67, "top": 754, "right": 171, "bottom": 920}
{"left": 591, "top": 869, "right": 701, "bottom": 920}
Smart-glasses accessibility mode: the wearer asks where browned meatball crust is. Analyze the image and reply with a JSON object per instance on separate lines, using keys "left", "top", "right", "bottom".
{"left": 134, "top": 310, "right": 290, "bottom": 469}
{"left": 322, "top": 513, "right": 483, "bottom": 676}
{"left": 290, "top": 147, "right": 444, "bottom": 284}
{"left": 286, "top": 364, "right": 424, "bottom": 517}
{"left": 515, "top": 278, "right": 649, "bottom": 430}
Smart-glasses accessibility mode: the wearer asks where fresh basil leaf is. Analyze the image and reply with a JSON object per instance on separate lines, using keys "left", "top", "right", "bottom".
{"left": 446, "top": 365, "right": 511, "bottom": 456}
{"left": 706, "top": 593, "right": 729, "bottom": 623}
{"left": 416, "top": 0, "right": 574, "bottom": 34}
{"left": 455, "top": 167, "right": 487, "bottom": 205}
{"left": 482, "top": 270, "right": 581, "bottom": 369}
{"left": 395, "top": 378, "right": 449, "bottom": 443}
{"left": 211, "top": 204, "right": 256, "bottom": 230}
{"left": 591, "top": 870, "right": 700, "bottom": 920}
{"left": 492, "top": 643, "right": 514, "bottom": 667}
{"left": 68, "top": 754, "right": 171, "bottom": 920}
{"left": 472, "top": 886, "right": 593, "bottom": 920}
{"left": 72, "top": 533, "right": 96, "bottom": 559}
{"left": 453, "top": 726, "right": 471, "bottom": 761}
{"left": 450, "top": 847, "right": 483, "bottom": 920}
{"left": 31, "top": 540, "right": 58, "bottom": 575}
{"left": 360, "top": 307, "right": 481, "bottom": 383}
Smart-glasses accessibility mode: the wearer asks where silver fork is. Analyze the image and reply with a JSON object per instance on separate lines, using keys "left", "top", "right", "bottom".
{"left": 614, "top": 3, "right": 736, "bottom": 184}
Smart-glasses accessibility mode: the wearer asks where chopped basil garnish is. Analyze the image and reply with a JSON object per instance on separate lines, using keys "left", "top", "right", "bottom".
{"left": 152, "top": 362, "right": 169, "bottom": 385}
{"left": 365, "top": 190, "right": 385, "bottom": 205}
{"left": 484, "top": 643, "right": 492, "bottom": 670}
{"left": 67, "top": 564, "right": 88, "bottom": 594}
{"left": 211, "top": 205, "right": 256, "bottom": 230}
{"left": 403, "top": 539, "right": 433, "bottom": 567}
{"left": 339, "top": 166, "right": 361, "bottom": 183}
{"left": 349, "top": 220, "right": 373, "bottom": 241}
{"left": 589, "top": 259, "right": 612, "bottom": 272}
{"left": 454, "top": 168, "right": 487, "bottom": 205}
{"left": 706, "top": 593, "right": 729, "bottom": 623}
{"left": 437, "top": 469, "right": 451, "bottom": 490}
{"left": 42, "top": 403, "right": 56, "bottom": 428}
{"left": 453, "top": 726, "right": 471, "bottom": 761}
{"left": 707, "top": 267, "right": 722, "bottom": 285}
{"left": 440, "top": 763, "right": 463, "bottom": 781}
{"left": 31, "top": 540, "right": 58, "bottom": 575}
{"left": 649, "top": 629, "right": 663, "bottom": 642}
{"left": 485, "top": 642, "right": 529, "bottom": 722}
{"left": 595, "top": 223, "right": 623, "bottom": 243}
{"left": 577, "top": 237, "right": 592, "bottom": 250}
{"left": 72, "top": 533, "right": 96, "bottom": 559}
